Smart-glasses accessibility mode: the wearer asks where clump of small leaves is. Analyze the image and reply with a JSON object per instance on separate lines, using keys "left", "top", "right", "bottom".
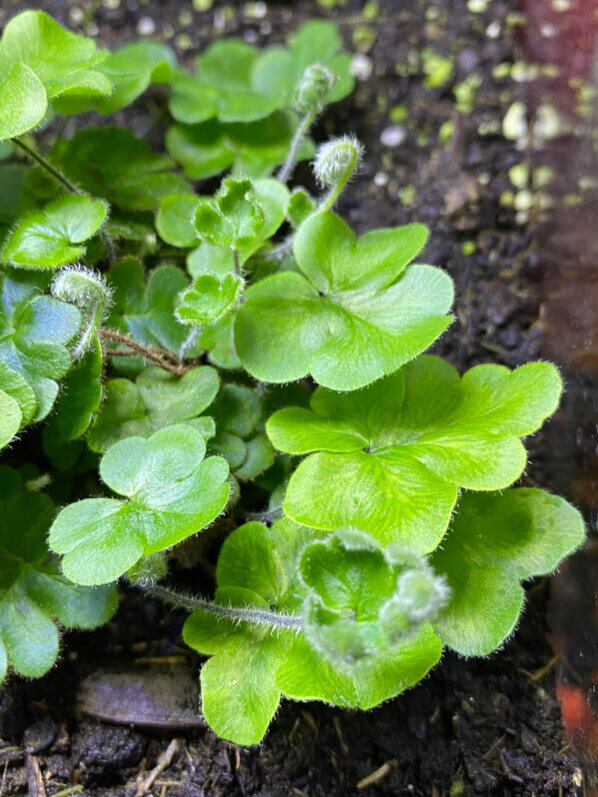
{"left": 0, "top": 9, "right": 585, "bottom": 748}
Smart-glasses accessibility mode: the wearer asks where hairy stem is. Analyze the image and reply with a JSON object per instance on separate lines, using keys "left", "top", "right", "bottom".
{"left": 99, "top": 328, "right": 193, "bottom": 375}
{"left": 148, "top": 584, "right": 304, "bottom": 631}
{"left": 179, "top": 327, "right": 200, "bottom": 362}
{"left": 319, "top": 146, "right": 360, "bottom": 212}
{"left": 12, "top": 137, "right": 80, "bottom": 194}
{"left": 277, "top": 109, "right": 315, "bottom": 184}
{"left": 72, "top": 300, "right": 104, "bottom": 360}
{"left": 12, "top": 136, "right": 116, "bottom": 262}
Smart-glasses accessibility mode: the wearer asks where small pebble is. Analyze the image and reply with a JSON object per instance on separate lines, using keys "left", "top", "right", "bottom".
{"left": 243, "top": 29, "right": 259, "bottom": 44}
{"left": 486, "top": 21, "right": 501, "bottom": 38}
{"left": 137, "top": 16, "right": 156, "bottom": 35}
{"left": 351, "top": 53, "right": 373, "bottom": 81}
{"left": 244, "top": 1, "right": 267, "bottom": 18}
{"left": 69, "top": 7, "right": 84, "bottom": 23}
{"left": 374, "top": 171, "right": 389, "bottom": 187}
{"left": 380, "top": 125, "right": 407, "bottom": 148}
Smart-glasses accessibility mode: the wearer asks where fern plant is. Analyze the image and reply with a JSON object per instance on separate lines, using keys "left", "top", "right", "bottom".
{"left": 0, "top": 9, "right": 585, "bottom": 746}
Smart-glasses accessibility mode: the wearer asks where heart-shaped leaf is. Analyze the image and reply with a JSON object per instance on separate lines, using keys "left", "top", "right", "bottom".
{"left": 49, "top": 424, "right": 230, "bottom": 585}
{"left": 1, "top": 195, "right": 108, "bottom": 268}
{"left": 431, "top": 489, "right": 585, "bottom": 655}
{"left": 0, "top": 270, "right": 81, "bottom": 420}
{"left": 0, "top": 467, "right": 118, "bottom": 683}
{"left": 236, "top": 211, "right": 454, "bottom": 391}
{"left": 0, "top": 63, "right": 47, "bottom": 141}
{"left": 267, "top": 355, "right": 563, "bottom": 550}
{"left": 87, "top": 365, "right": 219, "bottom": 452}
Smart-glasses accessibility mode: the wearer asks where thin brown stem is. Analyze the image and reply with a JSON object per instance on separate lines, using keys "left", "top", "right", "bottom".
{"left": 99, "top": 329, "right": 193, "bottom": 375}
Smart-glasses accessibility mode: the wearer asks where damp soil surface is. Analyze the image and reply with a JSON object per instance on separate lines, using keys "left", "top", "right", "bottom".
{"left": 0, "top": 0, "right": 587, "bottom": 794}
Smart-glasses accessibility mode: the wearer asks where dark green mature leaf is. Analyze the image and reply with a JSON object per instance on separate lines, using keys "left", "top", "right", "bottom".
{"left": 236, "top": 211, "right": 453, "bottom": 391}
{"left": 44, "top": 338, "right": 103, "bottom": 441}
{"left": 168, "top": 20, "right": 353, "bottom": 125}
{"left": 267, "top": 355, "right": 563, "bottom": 551}
{"left": 0, "top": 63, "right": 47, "bottom": 141}
{"left": 1, "top": 196, "right": 108, "bottom": 268}
{"left": 431, "top": 489, "right": 585, "bottom": 655}
{"left": 59, "top": 41, "right": 175, "bottom": 114}
{"left": 49, "top": 424, "right": 230, "bottom": 585}
{"left": 87, "top": 365, "right": 219, "bottom": 452}
{"left": 0, "top": 11, "right": 111, "bottom": 112}
{"left": 106, "top": 257, "right": 201, "bottom": 358}
{"left": 0, "top": 270, "right": 81, "bottom": 421}
{"left": 32, "top": 128, "right": 190, "bottom": 211}
{"left": 183, "top": 520, "right": 441, "bottom": 745}
{"left": 166, "top": 114, "right": 315, "bottom": 180}
{"left": 208, "top": 383, "right": 269, "bottom": 475}
{"left": 0, "top": 467, "right": 118, "bottom": 683}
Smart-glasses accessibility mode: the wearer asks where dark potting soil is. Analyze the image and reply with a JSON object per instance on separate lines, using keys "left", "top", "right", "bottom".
{"left": 0, "top": 0, "right": 587, "bottom": 794}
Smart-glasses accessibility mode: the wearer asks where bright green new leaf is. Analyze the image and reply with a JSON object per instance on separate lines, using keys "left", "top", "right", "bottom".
{"left": 0, "top": 390, "right": 20, "bottom": 449}
{"left": 0, "top": 11, "right": 111, "bottom": 108}
{"left": 267, "top": 355, "right": 563, "bottom": 550}
{"left": 166, "top": 114, "right": 315, "bottom": 180}
{"left": 183, "top": 520, "right": 441, "bottom": 745}
{"left": 236, "top": 211, "right": 453, "bottom": 391}
{"left": 87, "top": 365, "right": 219, "bottom": 452}
{"left": 1, "top": 195, "right": 108, "bottom": 268}
{"left": 0, "top": 270, "right": 81, "bottom": 421}
{"left": 298, "top": 532, "right": 448, "bottom": 667}
{"left": 49, "top": 424, "right": 230, "bottom": 585}
{"left": 0, "top": 63, "right": 47, "bottom": 141}
{"left": 431, "top": 489, "right": 585, "bottom": 656}
{"left": 0, "top": 467, "right": 118, "bottom": 683}
{"left": 158, "top": 179, "right": 289, "bottom": 274}
{"left": 176, "top": 273, "right": 243, "bottom": 327}
{"left": 106, "top": 258, "right": 201, "bottom": 358}
{"left": 30, "top": 128, "right": 190, "bottom": 211}
{"left": 194, "top": 178, "right": 265, "bottom": 250}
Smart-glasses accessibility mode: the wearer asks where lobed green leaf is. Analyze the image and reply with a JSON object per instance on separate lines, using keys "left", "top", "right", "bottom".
{"left": 49, "top": 424, "right": 230, "bottom": 585}
{"left": 268, "top": 355, "right": 563, "bottom": 550}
